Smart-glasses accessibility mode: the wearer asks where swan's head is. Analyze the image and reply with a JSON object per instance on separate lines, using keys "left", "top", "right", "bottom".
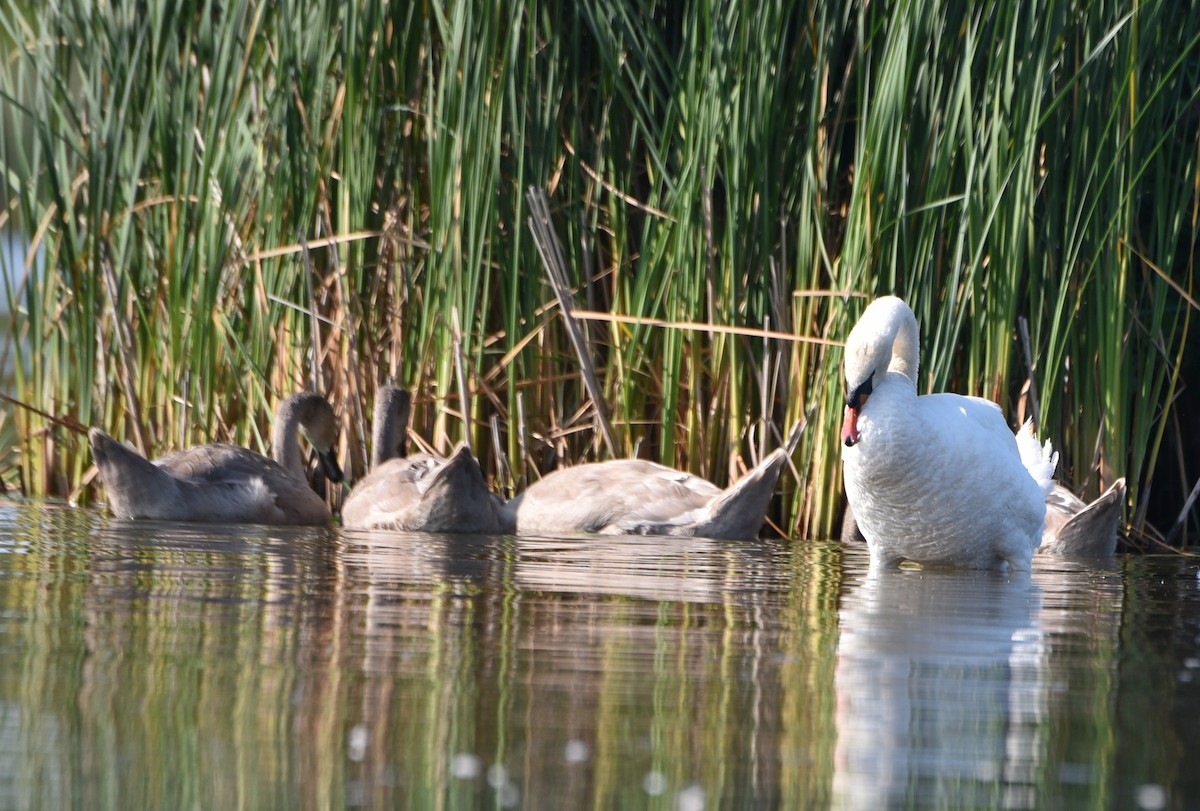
{"left": 285, "top": 392, "right": 345, "bottom": 484}
{"left": 841, "top": 296, "right": 919, "bottom": 448}
{"left": 841, "top": 375, "right": 873, "bottom": 448}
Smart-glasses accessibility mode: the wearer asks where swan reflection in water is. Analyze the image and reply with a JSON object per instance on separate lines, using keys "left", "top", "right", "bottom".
{"left": 833, "top": 553, "right": 1122, "bottom": 810}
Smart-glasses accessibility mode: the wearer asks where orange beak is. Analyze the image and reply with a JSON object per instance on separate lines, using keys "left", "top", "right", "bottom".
{"left": 841, "top": 405, "right": 860, "bottom": 447}
{"left": 841, "top": 390, "right": 870, "bottom": 447}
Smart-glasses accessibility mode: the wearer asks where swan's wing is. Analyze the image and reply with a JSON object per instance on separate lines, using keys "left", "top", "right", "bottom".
{"left": 155, "top": 444, "right": 330, "bottom": 525}
{"left": 916, "top": 398, "right": 1059, "bottom": 505}
{"left": 1045, "top": 482, "right": 1087, "bottom": 517}
{"left": 610, "top": 462, "right": 723, "bottom": 525}
{"left": 622, "top": 446, "right": 791, "bottom": 539}
{"left": 921, "top": 393, "right": 1014, "bottom": 449}
{"left": 156, "top": 444, "right": 281, "bottom": 481}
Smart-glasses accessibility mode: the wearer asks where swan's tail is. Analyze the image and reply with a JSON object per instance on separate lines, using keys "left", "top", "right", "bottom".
{"left": 669, "top": 418, "right": 805, "bottom": 540}
{"left": 419, "top": 443, "right": 505, "bottom": 533}
{"left": 88, "top": 428, "right": 177, "bottom": 519}
{"left": 1038, "top": 478, "right": 1126, "bottom": 558}
{"left": 695, "top": 448, "right": 789, "bottom": 538}
{"left": 1015, "top": 420, "right": 1057, "bottom": 499}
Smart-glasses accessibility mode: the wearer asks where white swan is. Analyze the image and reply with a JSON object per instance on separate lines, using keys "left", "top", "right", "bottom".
{"left": 503, "top": 425, "right": 800, "bottom": 540}
{"left": 341, "top": 385, "right": 508, "bottom": 533}
{"left": 840, "top": 296, "right": 1056, "bottom": 570}
{"left": 89, "top": 392, "right": 343, "bottom": 525}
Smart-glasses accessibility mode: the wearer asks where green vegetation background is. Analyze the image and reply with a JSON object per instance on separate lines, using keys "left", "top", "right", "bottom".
{"left": 1, "top": 0, "right": 1196, "bottom": 541}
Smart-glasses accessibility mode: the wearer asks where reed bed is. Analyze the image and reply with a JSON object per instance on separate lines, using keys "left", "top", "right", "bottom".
{"left": 0, "top": 0, "right": 1196, "bottom": 542}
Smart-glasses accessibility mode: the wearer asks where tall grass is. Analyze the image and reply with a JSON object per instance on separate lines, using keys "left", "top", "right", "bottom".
{"left": 0, "top": 0, "right": 1196, "bottom": 542}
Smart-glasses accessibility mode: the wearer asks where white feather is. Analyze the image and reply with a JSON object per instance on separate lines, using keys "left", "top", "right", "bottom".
{"left": 1014, "top": 419, "right": 1058, "bottom": 498}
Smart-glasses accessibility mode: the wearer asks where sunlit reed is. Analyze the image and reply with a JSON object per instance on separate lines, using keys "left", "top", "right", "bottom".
{"left": 0, "top": 1, "right": 1196, "bottom": 540}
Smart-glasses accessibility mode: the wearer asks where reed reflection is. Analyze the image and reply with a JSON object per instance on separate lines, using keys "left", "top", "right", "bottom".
{"left": 0, "top": 510, "right": 347, "bottom": 809}
{"left": 338, "top": 531, "right": 840, "bottom": 809}
{"left": 2, "top": 509, "right": 842, "bottom": 809}
{"left": 0, "top": 506, "right": 1169, "bottom": 810}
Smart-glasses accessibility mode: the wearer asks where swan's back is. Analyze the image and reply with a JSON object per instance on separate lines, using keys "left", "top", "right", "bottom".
{"left": 508, "top": 446, "right": 791, "bottom": 540}
{"left": 510, "top": 460, "right": 722, "bottom": 536}
{"left": 90, "top": 432, "right": 332, "bottom": 525}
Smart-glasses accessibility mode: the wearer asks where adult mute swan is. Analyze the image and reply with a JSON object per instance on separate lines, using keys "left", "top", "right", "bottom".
{"left": 840, "top": 296, "right": 1056, "bottom": 570}
{"left": 89, "top": 391, "right": 343, "bottom": 525}
{"left": 341, "top": 385, "right": 508, "bottom": 533}
{"left": 504, "top": 424, "right": 801, "bottom": 540}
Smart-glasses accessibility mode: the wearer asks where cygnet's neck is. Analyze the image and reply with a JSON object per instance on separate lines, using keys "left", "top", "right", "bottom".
{"left": 372, "top": 387, "right": 410, "bottom": 467}
{"left": 273, "top": 398, "right": 308, "bottom": 479}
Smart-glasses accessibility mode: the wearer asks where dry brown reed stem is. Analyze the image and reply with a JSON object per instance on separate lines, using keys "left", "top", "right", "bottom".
{"left": 525, "top": 187, "right": 618, "bottom": 457}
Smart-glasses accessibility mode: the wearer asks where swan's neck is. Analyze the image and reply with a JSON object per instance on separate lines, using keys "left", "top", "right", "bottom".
{"left": 372, "top": 389, "right": 410, "bottom": 467}
{"left": 887, "top": 307, "right": 920, "bottom": 386}
{"left": 273, "top": 408, "right": 306, "bottom": 479}
{"left": 372, "top": 426, "right": 394, "bottom": 469}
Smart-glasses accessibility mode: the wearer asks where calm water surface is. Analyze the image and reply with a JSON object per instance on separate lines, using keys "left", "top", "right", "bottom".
{"left": 0, "top": 502, "right": 1197, "bottom": 809}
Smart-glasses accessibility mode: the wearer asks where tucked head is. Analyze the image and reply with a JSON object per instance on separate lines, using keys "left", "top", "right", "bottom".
{"left": 88, "top": 425, "right": 150, "bottom": 472}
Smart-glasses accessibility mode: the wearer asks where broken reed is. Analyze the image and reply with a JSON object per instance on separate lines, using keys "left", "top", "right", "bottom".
{"left": 1, "top": 0, "right": 1196, "bottom": 540}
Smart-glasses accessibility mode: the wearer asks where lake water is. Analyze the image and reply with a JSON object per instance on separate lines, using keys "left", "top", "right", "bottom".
{"left": 0, "top": 502, "right": 1197, "bottom": 810}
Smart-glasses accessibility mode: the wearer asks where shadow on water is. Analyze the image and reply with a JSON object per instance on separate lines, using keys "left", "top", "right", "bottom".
{"left": 0, "top": 503, "right": 1197, "bottom": 809}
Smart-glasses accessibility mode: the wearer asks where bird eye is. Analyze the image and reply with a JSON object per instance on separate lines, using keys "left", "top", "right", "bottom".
{"left": 845, "top": 373, "right": 874, "bottom": 409}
